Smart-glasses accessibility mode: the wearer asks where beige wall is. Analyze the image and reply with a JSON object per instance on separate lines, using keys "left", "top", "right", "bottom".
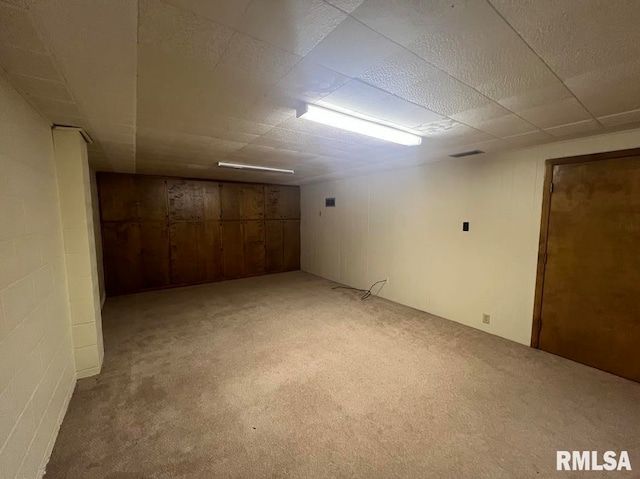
{"left": 0, "top": 76, "right": 76, "bottom": 477}
{"left": 53, "top": 129, "right": 104, "bottom": 378}
{"left": 301, "top": 128, "right": 640, "bottom": 346}
{"left": 89, "top": 170, "right": 105, "bottom": 306}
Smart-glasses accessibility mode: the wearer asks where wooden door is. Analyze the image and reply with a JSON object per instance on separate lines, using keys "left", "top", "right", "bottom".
{"left": 222, "top": 221, "right": 244, "bottom": 278}
{"left": 244, "top": 221, "right": 265, "bottom": 276}
{"left": 98, "top": 174, "right": 137, "bottom": 221}
{"left": 136, "top": 177, "right": 167, "bottom": 221}
{"left": 536, "top": 154, "right": 640, "bottom": 382}
{"left": 169, "top": 221, "right": 223, "bottom": 284}
{"left": 283, "top": 220, "right": 300, "bottom": 271}
{"left": 265, "top": 220, "right": 284, "bottom": 273}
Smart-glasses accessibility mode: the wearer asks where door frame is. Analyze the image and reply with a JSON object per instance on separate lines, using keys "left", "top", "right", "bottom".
{"left": 530, "top": 146, "right": 640, "bottom": 348}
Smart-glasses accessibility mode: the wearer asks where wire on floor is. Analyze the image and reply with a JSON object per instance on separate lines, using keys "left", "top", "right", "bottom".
{"left": 332, "top": 279, "right": 387, "bottom": 300}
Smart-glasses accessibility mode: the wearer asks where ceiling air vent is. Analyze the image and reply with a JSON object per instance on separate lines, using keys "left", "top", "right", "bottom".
{"left": 449, "top": 149, "right": 484, "bottom": 158}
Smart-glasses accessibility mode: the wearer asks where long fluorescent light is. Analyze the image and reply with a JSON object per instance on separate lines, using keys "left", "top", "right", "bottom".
{"left": 218, "top": 162, "right": 294, "bottom": 174}
{"left": 296, "top": 103, "right": 422, "bottom": 146}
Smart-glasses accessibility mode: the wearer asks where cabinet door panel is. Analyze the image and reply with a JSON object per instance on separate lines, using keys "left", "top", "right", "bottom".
{"left": 265, "top": 220, "right": 284, "bottom": 273}
{"left": 201, "top": 221, "right": 223, "bottom": 281}
{"left": 264, "top": 185, "right": 280, "bottom": 219}
{"left": 242, "top": 184, "right": 265, "bottom": 219}
{"left": 169, "top": 222, "right": 203, "bottom": 284}
{"left": 98, "top": 174, "right": 137, "bottom": 222}
{"left": 139, "top": 221, "right": 171, "bottom": 288}
{"left": 244, "top": 221, "right": 265, "bottom": 276}
{"left": 280, "top": 186, "right": 300, "bottom": 219}
{"left": 136, "top": 177, "right": 167, "bottom": 221}
{"left": 221, "top": 184, "right": 243, "bottom": 220}
{"left": 283, "top": 220, "right": 300, "bottom": 271}
{"left": 102, "top": 222, "right": 141, "bottom": 294}
{"left": 203, "top": 182, "right": 221, "bottom": 220}
{"left": 167, "top": 179, "right": 203, "bottom": 221}
{"left": 222, "top": 221, "right": 244, "bottom": 278}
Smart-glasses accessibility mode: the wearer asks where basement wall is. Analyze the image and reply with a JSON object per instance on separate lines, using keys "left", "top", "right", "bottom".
{"left": 0, "top": 75, "right": 76, "bottom": 477}
{"left": 301, "top": 128, "right": 640, "bottom": 345}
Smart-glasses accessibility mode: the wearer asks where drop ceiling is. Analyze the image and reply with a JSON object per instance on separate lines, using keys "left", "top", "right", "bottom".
{"left": 1, "top": 0, "right": 639, "bottom": 185}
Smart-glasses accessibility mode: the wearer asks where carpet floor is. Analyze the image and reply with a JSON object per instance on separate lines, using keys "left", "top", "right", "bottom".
{"left": 46, "top": 271, "right": 640, "bottom": 478}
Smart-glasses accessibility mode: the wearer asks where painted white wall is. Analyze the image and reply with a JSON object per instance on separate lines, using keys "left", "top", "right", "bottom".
{"left": 301, "top": 128, "right": 640, "bottom": 345}
{"left": 53, "top": 129, "right": 104, "bottom": 378}
{"left": 0, "top": 75, "right": 76, "bottom": 477}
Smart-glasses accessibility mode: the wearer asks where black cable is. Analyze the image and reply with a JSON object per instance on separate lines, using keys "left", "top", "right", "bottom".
{"left": 332, "top": 279, "right": 387, "bottom": 300}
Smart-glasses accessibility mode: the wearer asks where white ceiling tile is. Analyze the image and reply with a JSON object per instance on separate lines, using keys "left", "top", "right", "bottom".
{"left": 271, "top": 57, "right": 350, "bottom": 103}
{"left": 8, "top": 74, "right": 73, "bottom": 102}
{"left": 544, "top": 119, "right": 604, "bottom": 138}
{"left": 490, "top": 0, "right": 640, "bottom": 117}
{"left": 237, "top": 0, "right": 346, "bottom": 56}
{"left": 0, "top": 46, "right": 63, "bottom": 81}
{"left": 304, "top": 17, "right": 403, "bottom": 77}
{"left": 161, "top": 0, "right": 252, "bottom": 29}
{"left": 516, "top": 96, "right": 592, "bottom": 129}
{"left": 597, "top": 109, "right": 640, "bottom": 129}
{"left": 325, "top": 0, "right": 365, "bottom": 14}
{"left": 0, "top": 5, "right": 46, "bottom": 53}
{"left": 139, "top": 0, "right": 234, "bottom": 71}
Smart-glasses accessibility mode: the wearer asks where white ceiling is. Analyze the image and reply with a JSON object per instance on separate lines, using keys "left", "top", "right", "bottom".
{"left": 1, "top": 0, "right": 639, "bottom": 185}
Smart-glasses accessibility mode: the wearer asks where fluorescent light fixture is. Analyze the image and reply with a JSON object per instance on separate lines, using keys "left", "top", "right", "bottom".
{"left": 296, "top": 103, "right": 422, "bottom": 146}
{"left": 217, "top": 162, "right": 294, "bottom": 174}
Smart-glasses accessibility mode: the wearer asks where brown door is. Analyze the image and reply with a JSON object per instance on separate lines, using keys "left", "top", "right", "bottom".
{"left": 537, "top": 155, "right": 640, "bottom": 382}
{"left": 221, "top": 183, "right": 242, "bottom": 220}
{"left": 242, "top": 184, "right": 265, "bottom": 220}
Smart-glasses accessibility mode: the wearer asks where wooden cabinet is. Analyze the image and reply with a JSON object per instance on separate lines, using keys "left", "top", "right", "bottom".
{"left": 98, "top": 173, "right": 300, "bottom": 295}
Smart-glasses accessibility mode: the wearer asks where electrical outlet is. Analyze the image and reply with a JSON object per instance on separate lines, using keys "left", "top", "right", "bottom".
{"left": 482, "top": 313, "right": 490, "bottom": 324}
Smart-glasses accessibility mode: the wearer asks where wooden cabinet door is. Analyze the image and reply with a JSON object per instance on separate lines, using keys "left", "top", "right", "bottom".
{"left": 242, "top": 184, "right": 265, "bottom": 220}
{"left": 203, "top": 182, "right": 221, "bottom": 220}
{"left": 139, "top": 221, "right": 171, "bottom": 289}
{"left": 283, "top": 220, "right": 300, "bottom": 271}
{"left": 170, "top": 221, "right": 223, "bottom": 285}
{"left": 136, "top": 177, "right": 167, "bottom": 221}
{"left": 221, "top": 183, "right": 243, "bottom": 220}
{"left": 202, "top": 221, "right": 223, "bottom": 281}
{"left": 222, "top": 221, "right": 244, "bottom": 278}
{"left": 244, "top": 221, "right": 265, "bottom": 276}
{"left": 169, "top": 222, "right": 203, "bottom": 284}
{"left": 280, "top": 186, "right": 300, "bottom": 219}
{"left": 264, "top": 185, "right": 280, "bottom": 219}
{"left": 102, "top": 222, "right": 141, "bottom": 295}
{"left": 167, "top": 179, "right": 204, "bottom": 221}
{"left": 98, "top": 174, "right": 137, "bottom": 222}
{"left": 265, "top": 220, "right": 284, "bottom": 273}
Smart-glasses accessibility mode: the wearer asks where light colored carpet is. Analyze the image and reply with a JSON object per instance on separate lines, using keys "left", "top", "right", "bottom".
{"left": 46, "top": 271, "right": 640, "bottom": 478}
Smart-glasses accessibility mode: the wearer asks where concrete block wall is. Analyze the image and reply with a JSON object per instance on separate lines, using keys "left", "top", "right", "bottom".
{"left": 0, "top": 75, "right": 76, "bottom": 477}
{"left": 53, "top": 128, "right": 104, "bottom": 378}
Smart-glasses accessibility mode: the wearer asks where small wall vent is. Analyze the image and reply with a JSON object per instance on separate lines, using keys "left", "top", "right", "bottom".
{"left": 325, "top": 197, "right": 336, "bottom": 207}
{"left": 449, "top": 149, "right": 484, "bottom": 158}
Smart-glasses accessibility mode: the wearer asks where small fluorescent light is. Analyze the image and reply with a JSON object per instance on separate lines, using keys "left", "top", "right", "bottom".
{"left": 217, "top": 162, "right": 294, "bottom": 174}
{"left": 296, "top": 103, "right": 422, "bottom": 146}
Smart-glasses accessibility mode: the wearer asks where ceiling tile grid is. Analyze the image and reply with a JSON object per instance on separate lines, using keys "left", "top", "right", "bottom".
{"left": 1, "top": 0, "right": 640, "bottom": 184}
